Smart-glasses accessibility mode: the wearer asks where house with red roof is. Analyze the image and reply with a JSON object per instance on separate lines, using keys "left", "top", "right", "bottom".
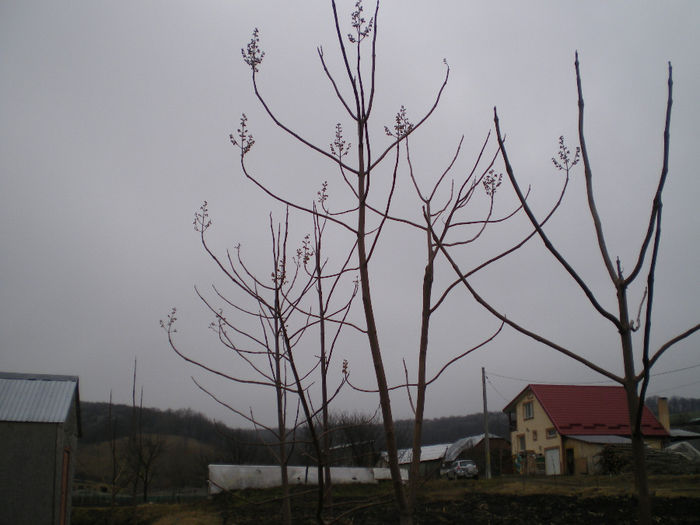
{"left": 503, "top": 384, "right": 668, "bottom": 475}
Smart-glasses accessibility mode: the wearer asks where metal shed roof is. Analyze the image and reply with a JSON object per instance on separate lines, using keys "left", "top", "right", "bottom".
{"left": 445, "top": 433, "right": 505, "bottom": 462}
{"left": 399, "top": 443, "right": 450, "bottom": 464}
{"left": 381, "top": 433, "right": 508, "bottom": 465}
{"left": 567, "top": 434, "right": 632, "bottom": 445}
{"left": 0, "top": 372, "right": 79, "bottom": 424}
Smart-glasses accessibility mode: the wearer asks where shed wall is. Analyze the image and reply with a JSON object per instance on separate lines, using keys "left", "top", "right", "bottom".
{"left": 60, "top": 402, "right": 79, "bottom": 523}
{"left": 0, "top": 399, "right": 78, "bottom": 525}
{"left": 0, "top": 422, "right": 58, "bottom": 525}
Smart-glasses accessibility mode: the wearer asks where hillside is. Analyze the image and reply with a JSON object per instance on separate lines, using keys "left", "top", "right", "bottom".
{"left": 75, "top": 401, "right": 510, "bottom": 491}
{"left": 76, "top": 403, "right": 278, "bottom": 491}
{"left": 75, "top": 395, "right": 700, "bottom": 493}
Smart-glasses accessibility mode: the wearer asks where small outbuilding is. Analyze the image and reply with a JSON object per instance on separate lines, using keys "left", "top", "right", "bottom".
{"left": 0, "top": 372, "right": 81, "bottom": 525}
{"left": 377, "top": 433, "right": 511, "bottom": 479}
{"left": 377, "top": 443, "right": 450, "bottom": 479}
{"left": 447, "top": 433, "right": 513, "bottom": 475}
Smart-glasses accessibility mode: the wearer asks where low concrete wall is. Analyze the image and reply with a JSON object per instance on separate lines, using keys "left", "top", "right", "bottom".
{"left": 209, "top": 465, "right": 407, "bottom": 493}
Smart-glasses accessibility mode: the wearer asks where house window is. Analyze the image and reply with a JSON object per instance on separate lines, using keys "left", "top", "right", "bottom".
{"left": 532, "top": 430, "right": 538, "bottom": 441}
{"left": 523, "top": 401, "right": 534, "bottom": 420}
{"left": 518, "top": 434, "right": 526, "bottom": 451}
{"left": 546, "top": 427, "right": 557, "bottom": 439}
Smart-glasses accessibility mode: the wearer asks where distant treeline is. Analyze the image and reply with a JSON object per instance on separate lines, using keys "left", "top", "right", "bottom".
{"left": 80, "top": 401, "right": 510, "bottom": 449}
{"left": 80, "top": 395, "right": 700, "bottom": 447}
{"left": 80, "top": 402, "right": 232, "bottom": 446}
{"left": 645, "top": 395, "right": 700, "bottom": 415}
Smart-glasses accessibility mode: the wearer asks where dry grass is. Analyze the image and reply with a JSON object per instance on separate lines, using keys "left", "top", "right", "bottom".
{"left": 421, "top": 474, "right": 700, "bottom": 500}
{"left": 73, "top": 474, "right": 700, "bottom": 524}
{"left": 151, "top": 508, "right": 220, "bottom": 525}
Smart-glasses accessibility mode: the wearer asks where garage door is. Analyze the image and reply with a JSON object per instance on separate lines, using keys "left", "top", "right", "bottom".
{"left": 545, "top": 448, "right": 561, "bottom": 475}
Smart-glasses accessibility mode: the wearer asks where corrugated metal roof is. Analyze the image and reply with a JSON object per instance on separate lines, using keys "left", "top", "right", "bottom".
{"left": 0, "top": 372, "right": 78, "bottom": 423}
{"left": 567, "top": 434, "right": 632, "bottom": 445}
{"left": 381, "top": 444, "right": 450, "bottom": 465}
{"left": 381, "top": 433, "right": 508, "bottom": 465}
{"left": 669, "top": 428, "right": 700, "bottom": 438}
{"left": 445, "top": 433, "right": 504, "bottom": 462}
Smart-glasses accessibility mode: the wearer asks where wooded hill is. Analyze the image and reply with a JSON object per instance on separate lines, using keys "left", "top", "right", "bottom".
{"left": 79, "top": 401, "right": 510, "bottom": 448}
{"left": 75, "top": 396, "right": 700, "bottom": 492}
{"left": 76, "top": 401, "right": 510, "bottom": 491}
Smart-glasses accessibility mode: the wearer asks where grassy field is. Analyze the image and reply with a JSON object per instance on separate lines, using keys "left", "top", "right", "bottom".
{"left": 72, "top": 474, "right": 700, "bottom": 524}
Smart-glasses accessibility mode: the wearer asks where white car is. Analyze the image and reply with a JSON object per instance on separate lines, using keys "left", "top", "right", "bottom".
{"left": 443, "top": 459, "right": 479, "bottom": 480}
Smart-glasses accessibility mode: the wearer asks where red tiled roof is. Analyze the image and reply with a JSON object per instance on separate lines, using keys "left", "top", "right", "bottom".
{"left": 509, "top": 384, "right": 668, "bottom": 437}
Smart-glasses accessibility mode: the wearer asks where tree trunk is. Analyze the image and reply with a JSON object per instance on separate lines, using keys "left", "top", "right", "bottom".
{"left": 622, "top": 382, "right": 652, "bottom": 525}
{"left": 316, "top": 239, "right": 333, "bottom": 511}
{"left": 630, "top": 421, "right": 652, "bottom": 525}
{"left": 618, "top": 287, "right": 652, "bottom": 525}
{"left": 280, "top": 459, "right": 291, "bottom": 525}
{"left": 274, "top": 321, "right": 291, "bottom": 525}
{"left": 408, "top": 239, "right": 435, "bottom": 508}
{"left": 356, "top": 145, "right": 411, "bottom": 522}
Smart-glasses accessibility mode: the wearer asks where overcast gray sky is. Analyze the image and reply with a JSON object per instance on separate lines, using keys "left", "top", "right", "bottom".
{"left": 1, "top": 1, "right": 698, "bottom": 429}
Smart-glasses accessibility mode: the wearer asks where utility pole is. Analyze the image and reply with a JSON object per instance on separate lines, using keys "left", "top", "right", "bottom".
{"left": 482, "top": 367, "right": 491, "bottom": 479}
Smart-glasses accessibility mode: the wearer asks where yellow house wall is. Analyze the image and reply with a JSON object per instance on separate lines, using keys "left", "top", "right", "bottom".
{"left": 563, "top": 438, "right": 602, "bottom": 474}
{"left": 510, "top": 393, "right": 561, "bottom": 465}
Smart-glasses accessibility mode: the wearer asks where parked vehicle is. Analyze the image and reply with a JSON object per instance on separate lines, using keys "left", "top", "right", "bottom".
{"left": 442, "top": 459, "right": 479, "bottom": 480}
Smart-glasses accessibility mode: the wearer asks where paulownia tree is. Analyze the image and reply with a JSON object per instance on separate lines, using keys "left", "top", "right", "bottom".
{"left": 297, "top": 192, "right": 362, "bottom": 513}
{"left": 231, "top": 2, "right": 569, "bottom": 522}
{"left": 435, "top": 54, "right": 699, "bottom": 525}
{"left": 163, "top": 204, "right": 356, "bottom": 524}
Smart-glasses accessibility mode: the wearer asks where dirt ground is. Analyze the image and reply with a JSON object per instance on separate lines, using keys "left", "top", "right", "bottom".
{"left": 72, "top": 475, "right": 700, "bottom": 524}
{"left": 350, "top": 493, "right": 700, "bottom": 524}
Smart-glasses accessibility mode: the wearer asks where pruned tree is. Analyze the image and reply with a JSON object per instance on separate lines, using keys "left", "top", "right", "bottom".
{"left": 435, "top": 54, "right": 699, "bottom": 524}
{"left": 163, "top": 203, "right": 356, "bottom": 524}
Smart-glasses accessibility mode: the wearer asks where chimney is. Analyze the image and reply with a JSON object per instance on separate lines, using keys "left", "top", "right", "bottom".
{"left": 657, "top": 397, "right": 671, "bottom": 432}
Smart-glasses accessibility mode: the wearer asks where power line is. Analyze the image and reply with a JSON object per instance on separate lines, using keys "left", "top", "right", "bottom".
{"left": 486, "top": 371, "right": 615, "bottom": 385}
{"left": 649, "top": 379, "right": 700, "bottom": 397}
{"left": 487, "top": 363, "right": 700, "bottom": 386}
{"left": 649, "top": 363, "right": 700, "bottom": 376}
{"left": 485, "top": 375, "right": 509, "bottom": 403}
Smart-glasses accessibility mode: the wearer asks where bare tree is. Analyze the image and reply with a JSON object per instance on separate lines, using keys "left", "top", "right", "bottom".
{"left": 298, "top": 191, "right": 360, "bottom": 511}
{"left": 107, "top": 391, "right": 129, "bottom": 525}
{"left": 164, "top": 203, "right": 356, "bottom": 523}
{"left": 231, "top": 3, "right": 531, "bottom": 522}
{"left": 128, "top": 359, "right": 165, "bottom": 504}
{"left": 435, "top": 54, "right": 699, "bottom": 525}
{"left": 328, "top": 410, "right": 383, "bottom": 467}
